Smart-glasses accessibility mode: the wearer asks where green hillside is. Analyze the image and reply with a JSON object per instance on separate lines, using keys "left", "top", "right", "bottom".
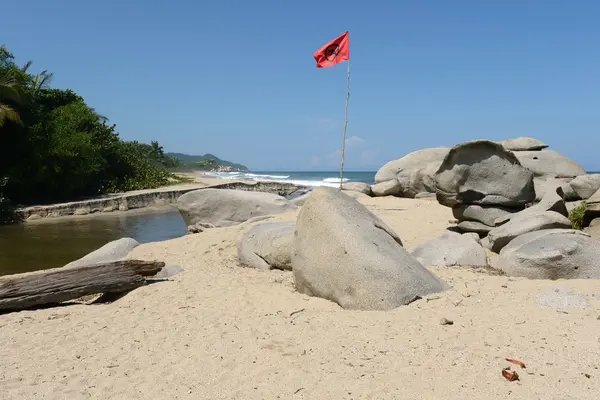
{"left": 166, "top": 153, "right": 248, "bottom": 171}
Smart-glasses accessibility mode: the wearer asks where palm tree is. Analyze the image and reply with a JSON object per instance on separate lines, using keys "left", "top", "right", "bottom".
{"left": 0, "top": 73, "right": 23, "bottom": 128}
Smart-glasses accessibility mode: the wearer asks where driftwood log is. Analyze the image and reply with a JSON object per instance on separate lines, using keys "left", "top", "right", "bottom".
{"left": 0, "top": 259, "right": 164, "bottom": 312}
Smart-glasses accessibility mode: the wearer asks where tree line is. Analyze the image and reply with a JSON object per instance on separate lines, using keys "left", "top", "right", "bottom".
{"left": 0, "top": 46, "right": 180, "bottom": 221}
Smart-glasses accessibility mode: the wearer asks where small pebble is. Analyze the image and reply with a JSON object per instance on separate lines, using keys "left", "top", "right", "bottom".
{"left": 440, "top": 318, "right": 454, "bottom": 326}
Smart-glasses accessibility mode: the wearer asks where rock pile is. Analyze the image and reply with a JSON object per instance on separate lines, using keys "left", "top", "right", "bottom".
{"left": 434, "top": 140, "right": 535, "bottom": 234}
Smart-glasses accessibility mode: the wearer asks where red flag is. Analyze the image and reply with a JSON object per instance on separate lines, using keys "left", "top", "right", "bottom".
{"left": 314, "top": 31, "right": 350, "bottom": 68}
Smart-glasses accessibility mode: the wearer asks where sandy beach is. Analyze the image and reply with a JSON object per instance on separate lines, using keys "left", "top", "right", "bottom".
{"left": 1, "top": 195, "right": 599, "bottom": 400}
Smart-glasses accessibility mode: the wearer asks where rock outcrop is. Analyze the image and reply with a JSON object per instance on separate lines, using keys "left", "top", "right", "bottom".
{"left": 452, "top": 205, "right": 516, "bottom": 227}
{"left": 497, "top": 229, "right": 600, "bottom": 279}
{"left": 64, "top": 238, "right": 140, "bottom": 269}
{"left": 374, "top": 148, "right": 449, "bottom": 197}
{"left": 435, "top": 140, "right": 535, "bottom": 208}
{"left": 410, "top": 231, "right": 488, "bottom": 268}
{"left": 177, "top": 189, "right": 296, "bottom": 228}
{"left": 292, "top": 187, "right": 447, "bottom": 310}
{"left": 237, "top": 222, "right": 295, "bottom": 271}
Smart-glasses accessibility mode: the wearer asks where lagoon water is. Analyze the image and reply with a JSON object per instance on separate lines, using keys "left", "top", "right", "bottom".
{"left": 0, "top": 171, "right": 377, "bottom": 276}
{"left": 0, "top": 208, "right": 187, "bottom": 276}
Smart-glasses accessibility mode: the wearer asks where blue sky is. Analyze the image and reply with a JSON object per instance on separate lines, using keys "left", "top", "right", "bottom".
{"left": 2, "top": 1, "right": 599, "bottom": 171}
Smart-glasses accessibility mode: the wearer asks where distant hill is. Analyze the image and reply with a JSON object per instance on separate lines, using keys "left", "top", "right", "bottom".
{"left": 166, "top": 152, "right": 248, "bottom": 172}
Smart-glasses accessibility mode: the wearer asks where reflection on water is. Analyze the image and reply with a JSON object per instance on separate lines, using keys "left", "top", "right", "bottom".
{"left": 0, "top": 208, "right": 187, "bottom": 276}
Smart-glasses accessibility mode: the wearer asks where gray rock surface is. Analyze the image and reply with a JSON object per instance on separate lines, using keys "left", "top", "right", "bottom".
{"left": 566, "top": 200, "right": 585, "bottom": 214}
{"left": 410, "top": 231, "right": 488, "bottom": 267}
{"left": 569, "top": 174, "right": 600, "bottom": 200}
{"left": 64, "top": 238, "right": 140, "bottom": 268}
{"left": 435, "top": 140, "right": 535, "bottom": 207}
{"left": 238, "top": 222, "right": 295, "bottom": 271}
{"left": 487, "top": 211, "right": 572, "bottom": 253}
{"left": 177, "top": 189, "right": 296, "bottom": 228}
{"left": 500, "top": 137, "right": 548, "bottom": 151}
{"left": 514, "top": 150, "right": 586, "bottom": 178}
{"left": 584, "top": 188, "right": 600, "bottom": 224}
{"left": 456, "top": 220, "right": 493, "bottom": 235}
{"left": 342, "top": 182, "right": 372, "bottom": 196}
{"left": 342, "top": 191, "right": 372, "bottom": 201}
{"left": 497, "top": 229, "right": 600, "bottom": 279}
{"left": 371, "top": 179, "right": 403, "bottom": 197}
{"left": 374, "top": 148, "right": 449, "bottom": 197}
{"left": 533, "top": 177, "right": 578, "bottom": 201}
{"left": 495, "top": 186, "right": 568, "bottom": 225}
{"left": 452, "top": 204, "right": 517, "bottom": 227}
{"left": 292, "top": 187, "right": 447, "bottom": 310}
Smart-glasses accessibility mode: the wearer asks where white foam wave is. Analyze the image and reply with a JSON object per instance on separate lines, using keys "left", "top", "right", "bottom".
{"left": 205, "top": 171, "right": 352, "bottom": 188}
{"left": 246, "top": 173, "right": 291, "bottom": 179}
{"left": 323, "top": 177, "right": 349, "bottom": 183}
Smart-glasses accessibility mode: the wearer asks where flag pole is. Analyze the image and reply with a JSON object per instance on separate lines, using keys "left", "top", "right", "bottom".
{"left": 339, "top": 60, "right": 351, "bottom": 190}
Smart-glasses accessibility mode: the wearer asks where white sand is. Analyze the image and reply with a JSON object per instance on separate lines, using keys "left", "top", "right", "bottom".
{"left": 1, "top": 196, "right": 599, "bottom": 399}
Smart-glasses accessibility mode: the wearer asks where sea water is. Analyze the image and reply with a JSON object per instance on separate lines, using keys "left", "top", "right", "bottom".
{"left": 203, "top": 171, "right": 377, "bottom": 187}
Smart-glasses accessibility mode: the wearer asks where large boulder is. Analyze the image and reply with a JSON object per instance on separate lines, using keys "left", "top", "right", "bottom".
{"left": 497, "top": 229, "right": 600, "bottom": 279}
{"left": 371, "top": 179, "right": 402, "bottom": 197}
{"left": 237, "top": 222, "right": 295, "bottom": 271}
{"left": 514, "top": 150, "right": 586, "bottom": 178}
{"left": 569, "top": 174, "right": 600, "bottom": 200}
{"left": 435, "top": 140, "right": 535, "bottom": 207}
{"left": 533, "top": 177, "right": 578, "bottom": 201}
{"left": 292, "top": 187, "right": 447, "bottom": 310}
{"left": 452, "top": 204, "right": 517, "bottom": 227}
{"left": 374, "top": 148, "right": 450, "bottom": 197}
{"left": 64, "top": 237, "right": 140, "bottom": 269}
{"left": 499, "top": 137, "right": 548, "bottom": 151}
{"left": 495, "top": 186, "right": 568, "bottom": 226}
{"left": 487, "top": 211, "right": 572, "bottom": 253}
{"left": 341, "top": 182, "right": 372, "bottom": 196}
{"left": 177, "top": 189, "right": 296, "bottom": 228}
{"left": 410, "top": 231, "right": 488, "bottom": 268}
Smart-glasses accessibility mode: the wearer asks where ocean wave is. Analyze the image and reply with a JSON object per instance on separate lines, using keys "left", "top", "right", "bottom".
{"left": 323, "top": 177, "right": 349, "bottom": 183}
{"left": 246, "top": 173, "right": 291, "bottom": 179}
{"left": 203, "top": 171, "right": 354, "bottom": 188}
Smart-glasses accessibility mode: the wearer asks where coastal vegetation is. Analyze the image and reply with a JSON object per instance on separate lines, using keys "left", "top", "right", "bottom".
{"left": 166, "top": 152, "right": 248, "bottom": 172}
{"left": 568, "top": 202, "right": 587, "bottom": 230}
{"left": 0, "top": 46, "right": 180, "bottom": 218}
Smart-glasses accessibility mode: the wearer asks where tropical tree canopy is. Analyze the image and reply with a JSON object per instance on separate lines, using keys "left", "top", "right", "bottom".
{"left": 0, "top": 45, "right": 179, "bottom": 214}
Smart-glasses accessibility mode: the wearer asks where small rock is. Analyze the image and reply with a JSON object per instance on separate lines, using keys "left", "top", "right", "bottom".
{"left": 439, "top": 318, "right": 454, "bottom": 325}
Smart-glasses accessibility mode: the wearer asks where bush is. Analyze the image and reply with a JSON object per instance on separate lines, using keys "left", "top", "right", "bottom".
{"left": 0, "top": 45, "right": 177, "bottom": 208}
{"left": 568, "top": 202, "right": 587, "bottom": 230}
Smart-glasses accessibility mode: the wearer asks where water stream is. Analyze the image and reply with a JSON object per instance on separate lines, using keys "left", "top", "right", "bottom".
{"left": 0, "top": 207, "right": 187, "bottom": 276}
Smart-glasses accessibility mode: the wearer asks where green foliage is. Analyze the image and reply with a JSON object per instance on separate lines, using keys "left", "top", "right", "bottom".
{"left": 166, "top": 152, "right": 247, "bottom": 171}
{"left": 568, "top": 202, "right": 587, "bottom": 230}
{"left": 0, "top": 45, "right": 177, "bottom": 208}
